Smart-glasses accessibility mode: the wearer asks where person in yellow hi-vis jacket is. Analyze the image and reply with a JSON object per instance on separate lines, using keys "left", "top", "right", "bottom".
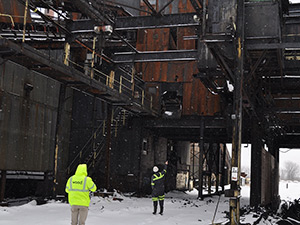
{"left": 65, "top": 164, "right": 97, "bottom": 225}
{"left": 151, "top": 161, "right": 168, "bottom": 215}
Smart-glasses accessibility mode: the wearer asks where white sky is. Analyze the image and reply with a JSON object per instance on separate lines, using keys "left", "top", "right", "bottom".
{"left": 226, "top": 144, "right": 300, "bottom": 172}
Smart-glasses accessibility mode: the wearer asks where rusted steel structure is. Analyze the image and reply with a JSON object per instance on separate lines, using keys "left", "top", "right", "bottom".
{"left": 0, "top": 0, "right": 300, "bottom": 223}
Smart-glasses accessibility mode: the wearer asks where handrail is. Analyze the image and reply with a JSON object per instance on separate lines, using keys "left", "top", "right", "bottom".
{"left": 67, "top": 58, "right": 158, "bottom": 113}
{"left": 66, "top": 107, "right": 122, "bottom": 175}
{"left": 0, "top": 14, "right": 15, "bottom": 28}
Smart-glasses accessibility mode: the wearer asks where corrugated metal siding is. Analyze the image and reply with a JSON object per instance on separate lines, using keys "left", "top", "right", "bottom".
{"left": 0, "top": 60, "right": 60, "bottom": 171}
{"left": 136, "top": 0, "right": 221, "bottom": 116}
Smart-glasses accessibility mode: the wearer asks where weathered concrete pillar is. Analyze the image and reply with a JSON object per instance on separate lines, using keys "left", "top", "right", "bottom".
{"left": 250, "top": 121, "right": 263, "bottom": 206}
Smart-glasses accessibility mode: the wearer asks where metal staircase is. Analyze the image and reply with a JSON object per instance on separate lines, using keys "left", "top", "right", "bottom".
{"left": 66, "top": 107, "right": 131, "bottom": 175}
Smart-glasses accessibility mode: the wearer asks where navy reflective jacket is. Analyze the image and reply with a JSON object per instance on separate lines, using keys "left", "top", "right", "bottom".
{"left": 151, "top": 165, "right": 167, "bottom": 196}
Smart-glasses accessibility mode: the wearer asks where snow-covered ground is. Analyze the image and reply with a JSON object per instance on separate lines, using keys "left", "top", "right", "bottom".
{"left": 0, "top": 181, "right": 299, "bottom": 225}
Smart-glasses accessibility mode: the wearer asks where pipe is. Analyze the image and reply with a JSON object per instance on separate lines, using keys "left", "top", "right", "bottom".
{"left": 0, "top": 13, "right": 15, "bottom": 28}
{"left": 22, "top": 0, "right": 29, "bottom": 42}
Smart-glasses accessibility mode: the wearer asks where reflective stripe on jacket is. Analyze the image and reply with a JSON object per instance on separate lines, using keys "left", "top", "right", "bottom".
{"left": 151, "top": 165, "right": 167, "bottom": 198}
{"left": 65, "top": 164, "right": 97, "bottom": 207}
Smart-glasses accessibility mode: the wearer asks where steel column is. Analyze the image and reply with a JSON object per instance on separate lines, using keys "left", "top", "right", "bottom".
{"left": 198, "top": 118, "right": 204, "bottom": 199}
{"left": 53, "top": 84, "right": 67, "bottom": 197}
{"left": 0, "top": 170, "right": 6, "bottom": 202}
{"left": 105, "top": 104, "right": 113, "bottom": 190}
{"left": 192, "top": 143, "right": 195, "bottom": 179}
{"left": 215, "top": 144, "right": 220, "bottom": 194}
{"left": 250, "top": 121, "right": 262, "bottom": 206}
{"left": 230, "top": 0, "right": 245, "bottom": 224}
{"left": 221, "top": 144, "right": 226, "bottom": 193}
{"left": 268, "top": 139, "right": 280, "bottom": 209}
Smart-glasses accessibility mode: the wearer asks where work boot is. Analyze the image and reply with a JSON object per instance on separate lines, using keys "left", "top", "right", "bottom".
{"left": 153, "top": 201, "right": 158, "bottom": 214}
{"left": 159, "top": 200, "right": 164, "bottom": 215}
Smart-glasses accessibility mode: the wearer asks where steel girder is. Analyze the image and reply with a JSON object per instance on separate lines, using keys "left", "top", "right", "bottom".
{"left": 114, "top": 13, "right": 199, "bottom": 31}
{"left": 112, "top": 50, "right": 198, "bottom": 63}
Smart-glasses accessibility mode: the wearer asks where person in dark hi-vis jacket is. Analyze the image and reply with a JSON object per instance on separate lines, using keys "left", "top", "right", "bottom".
{"left": 151, "top": 161, "right": 168, "bottom": 215}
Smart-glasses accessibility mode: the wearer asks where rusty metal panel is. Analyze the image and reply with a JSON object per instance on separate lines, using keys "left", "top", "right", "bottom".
{"left": 182, "top": 80, "right": 220, "bottom": 115}
{"left": 0, "top": 0, "right": 32, "bottom": 24}
{"left": 0, "top": 60, "right": 60, "bottom": 172}
{"left": 136, "top": 0, "right": 221, "bottom": 116}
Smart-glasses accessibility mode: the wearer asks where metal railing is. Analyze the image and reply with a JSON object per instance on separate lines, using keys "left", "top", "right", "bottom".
{"left": 66, "top": 107, "right": 125, "bottom": 175}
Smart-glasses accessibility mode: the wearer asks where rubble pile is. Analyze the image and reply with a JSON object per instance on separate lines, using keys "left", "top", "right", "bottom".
{"left": 276, "top": 199, "right": 300, "bottom": 224}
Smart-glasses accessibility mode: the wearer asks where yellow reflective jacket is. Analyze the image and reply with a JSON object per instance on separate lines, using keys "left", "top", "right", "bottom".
{"left": 65, "top": 164, "right": 97, "bottom": 207}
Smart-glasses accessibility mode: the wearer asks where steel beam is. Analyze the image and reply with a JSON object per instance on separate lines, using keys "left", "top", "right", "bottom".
{"left": 208, "top": 45, "right": 235, "bottom": 83}
{"left": 113, "top": 50, "right": 198, "bottom": 63}
{"left": 250, "top": 121, "right": 263, "bottom": 206}
{"left": 114, "top": 13, "right": 199, "bottom": 30}
{"left": 189, "top": 0, "right": 202, "bottom": 15}
{"left": 66, "top": 19, "right": 96, "bottom": 33}
{"left": 73, "top": 0, "right": 113, "bottom": 24}
{"left": 157, "top": 0, "right": 176, "bottom": 15}
{"left": 142, "top": 0, "right": 157, "bottom": 15}
{"left": 247, "top": 42, "right": 300, "bottom": 50}
{"left": 143, "top": 116, "right": 227, "bottom": 129}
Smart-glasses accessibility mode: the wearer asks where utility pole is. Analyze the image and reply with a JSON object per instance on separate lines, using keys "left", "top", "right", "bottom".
{"left": 229, "top": 0, "right": 245, "bottom": 224}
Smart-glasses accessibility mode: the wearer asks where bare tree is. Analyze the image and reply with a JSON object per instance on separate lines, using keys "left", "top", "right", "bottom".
{"left": 284, "top": 161, "right": 300, "bottom": 181}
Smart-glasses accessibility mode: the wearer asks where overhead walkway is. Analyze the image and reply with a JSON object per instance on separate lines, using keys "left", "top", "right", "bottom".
{"left": 0, "top": 38, "right": 158, "bottom": 117}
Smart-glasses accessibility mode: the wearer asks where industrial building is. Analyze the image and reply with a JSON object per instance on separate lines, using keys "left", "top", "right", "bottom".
{"left": 0, "top": 0, "right": 299, "bottom": 224}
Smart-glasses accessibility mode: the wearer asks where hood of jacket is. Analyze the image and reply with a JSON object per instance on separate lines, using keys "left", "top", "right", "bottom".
{"left": 75, "top": 164, "right": 88, "bottom": 176}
